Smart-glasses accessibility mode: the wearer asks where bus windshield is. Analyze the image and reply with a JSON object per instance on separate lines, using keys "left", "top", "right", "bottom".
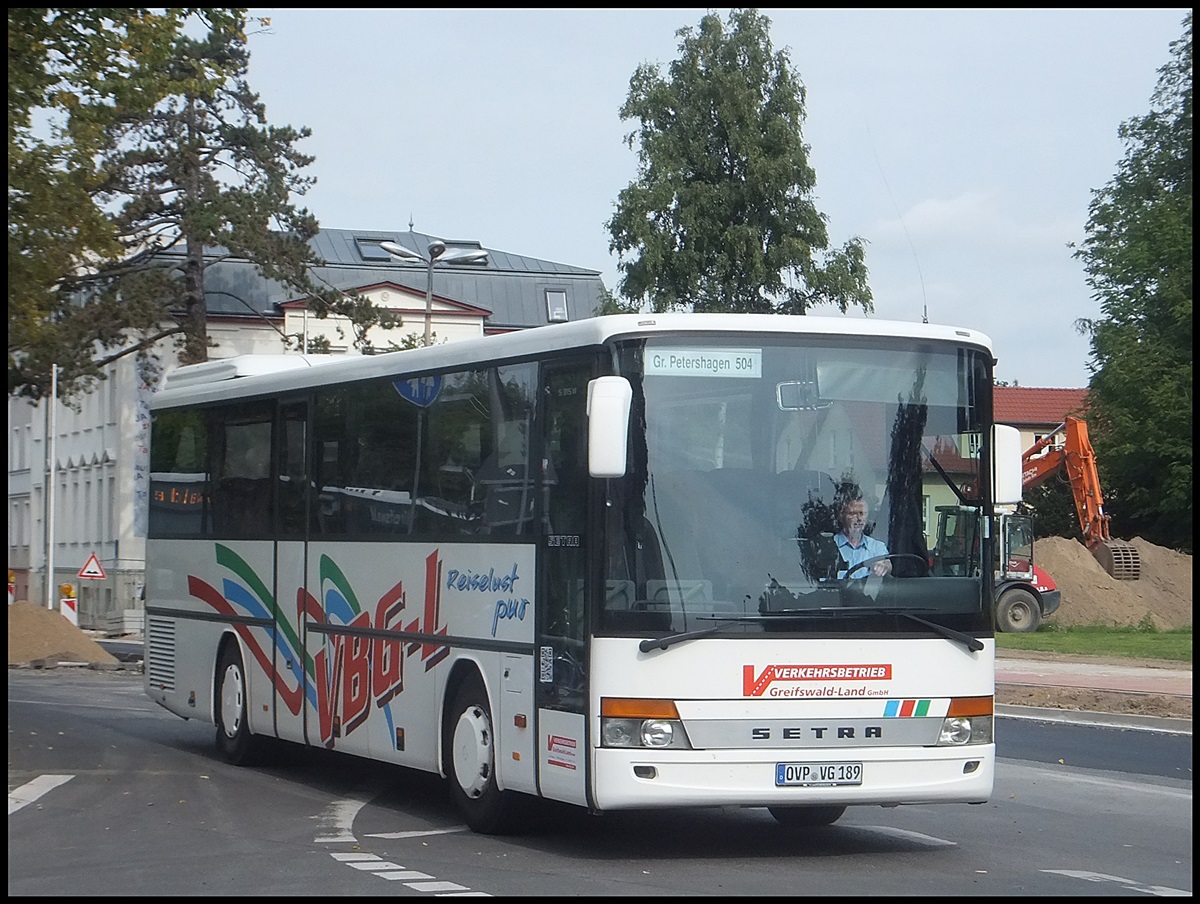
{"left": 599, "top": 334, "right": 991, "bottom": 637}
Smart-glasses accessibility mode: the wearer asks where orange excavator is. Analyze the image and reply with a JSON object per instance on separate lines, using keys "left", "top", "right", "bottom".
{"left": 1021, "top": 415, "right": 1140, "bottom": 581}
{"left": 931, "top": 415, "right": 1137, "bottom": 632}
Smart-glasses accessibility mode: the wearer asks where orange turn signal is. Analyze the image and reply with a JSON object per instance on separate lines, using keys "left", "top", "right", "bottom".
{"left": 600, "top": 698, "right": 680, "bottom": 719}
{"left": 947, "top": 696, "right": 993, "bottom": 717}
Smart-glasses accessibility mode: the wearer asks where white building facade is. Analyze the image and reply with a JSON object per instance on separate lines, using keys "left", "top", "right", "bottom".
{"left": 8, "top": 228, "right": 608, "bottom": 627}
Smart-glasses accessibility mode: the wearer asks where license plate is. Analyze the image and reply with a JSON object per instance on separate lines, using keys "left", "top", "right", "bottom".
{"left": 775, "top": 761, "right": 863, "bottom": 787}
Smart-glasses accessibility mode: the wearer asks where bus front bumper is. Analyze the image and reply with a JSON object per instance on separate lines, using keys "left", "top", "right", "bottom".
{"left": 590, "top": 745, "right": 994, "bottom": 811}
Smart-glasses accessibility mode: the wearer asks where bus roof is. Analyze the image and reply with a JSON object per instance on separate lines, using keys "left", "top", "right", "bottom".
{"left": 151, "top": 313, "right": 995, "bottom": 410}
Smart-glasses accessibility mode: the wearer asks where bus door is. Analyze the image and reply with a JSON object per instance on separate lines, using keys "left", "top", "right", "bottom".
{"left": 273, "top": 398, "right": 309, "bottom": 745}
{"left": 536, "top": 360, "right": 592, "bottom": 806}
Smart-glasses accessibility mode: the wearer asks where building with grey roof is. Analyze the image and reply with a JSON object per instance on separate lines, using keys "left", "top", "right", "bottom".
{"left": 203, "top": 227, "right": 608, "bottom": 340}
{"left": 7, "top": 227, "right": 610, "bottom": 626}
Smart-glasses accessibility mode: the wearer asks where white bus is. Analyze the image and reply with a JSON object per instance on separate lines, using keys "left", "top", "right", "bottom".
{"left": 144, "top": 313, "right": 1022, "bottom": 834}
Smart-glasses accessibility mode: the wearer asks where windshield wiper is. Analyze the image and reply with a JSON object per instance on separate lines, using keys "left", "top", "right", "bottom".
{"left": 639, "top": 609, "right": 983, "bottom": 654}
{"left": 830, "top": 607, "right": 983, "bottom": 652}
{"left": 638, "top": 615, "right": 773, "bottom": 652}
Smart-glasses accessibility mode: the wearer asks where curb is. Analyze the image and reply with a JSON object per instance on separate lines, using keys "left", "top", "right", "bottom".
{"left": 10, "top": 659, "right": 143, "bottom": 672}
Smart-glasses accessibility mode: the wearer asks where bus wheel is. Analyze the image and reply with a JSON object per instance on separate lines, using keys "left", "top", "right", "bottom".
{"left": 444, "top": 674, "right": 520, "bottom": 834}
{"left": 215, "top": 643, "right": 262, "bottom": 765}
{"left": 768, "top": 805, "right": 847, "bottom": 827}
{"left": 996, "top": 588, "right": 1041, "bottom": 633}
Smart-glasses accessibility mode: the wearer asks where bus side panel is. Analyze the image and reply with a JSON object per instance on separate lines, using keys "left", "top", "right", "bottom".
{"left": 206, "top": 541, "right": 281, "bottom": 742}
{"left": 497, "top": 653, "right": 537, "bottom": 794}
{"left": 299, "top": 540, "right": 537, "bottom": 776}
{"left": 272, "top": 540, "right": 308, "bottom": 745}
{"left": 537, "top": 709, "right": 588, "bottom": 806}
{"left": 144, "top": 539, "right": 277, "bottom": 738}
{"left": 145, "top": 539, "right": 208, "bottom": 721}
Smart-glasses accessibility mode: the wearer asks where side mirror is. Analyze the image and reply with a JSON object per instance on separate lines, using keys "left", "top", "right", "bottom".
{"left": 992, "top": 424, "right": 1023, "bottom": 506}
{"left": 587, "top": 376, "right": 632, "bottom": 478}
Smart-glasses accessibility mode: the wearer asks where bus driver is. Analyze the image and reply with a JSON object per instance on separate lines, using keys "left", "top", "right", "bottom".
{"left": 833, "top": 484, "right": 891, "bottom": 579}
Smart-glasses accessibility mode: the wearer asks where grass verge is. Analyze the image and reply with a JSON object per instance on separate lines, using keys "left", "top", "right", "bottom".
{"left": 995, "top": 623, "right": 1192, "bottom": 662}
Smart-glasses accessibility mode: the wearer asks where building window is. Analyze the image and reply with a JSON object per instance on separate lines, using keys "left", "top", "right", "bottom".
{"left": 546, "top": 289, "right": 569, "bottom": 322}
{"left": 1033, "top": 431, "right": 1063, "bottom": 452}
{"left": 355, "top": 238, "right": 394, "bottom": 262}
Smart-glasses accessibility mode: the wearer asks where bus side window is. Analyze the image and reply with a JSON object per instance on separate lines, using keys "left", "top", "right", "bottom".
{"left": 540, "top": 361, "right": 591, "bottom": 659}
{"left": 212, "top": 408, "right": 273, "bottom": 538}
{"left": 418, "top": 363, "right": 538, "bottom": 537}
{"left": 312, "top": 389, "right": 346, "bottom": 536}
{"left": 148, "top": 408, "right": 211, "bottom": 539}
{"left": 277, "top": 404, "right": 307, "bottom": 538}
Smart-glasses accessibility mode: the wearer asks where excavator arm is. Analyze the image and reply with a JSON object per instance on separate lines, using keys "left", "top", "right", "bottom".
{"left": 1021, "top": 416, "right": 1140, "bottom": 580}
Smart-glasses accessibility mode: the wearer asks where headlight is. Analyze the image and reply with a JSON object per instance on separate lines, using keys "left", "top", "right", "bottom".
{"left": 602, "top": 718, "right": 636, "bottom": 747}
{"left": 600, "top": 717, "right": 691, "bottom": 749}
{"left": 938, "top": 715, "right": 993, "bottom": 746}
{"left": 600, "top": 698, "right": 693, "bottom": 749}
{"left": 640, "top": 719, "right": 675, "bottom": 748}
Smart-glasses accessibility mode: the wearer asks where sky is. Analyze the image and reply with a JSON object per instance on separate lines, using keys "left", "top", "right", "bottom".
{"left": 244, "top": 8, "right": 1189, "bottom": 388}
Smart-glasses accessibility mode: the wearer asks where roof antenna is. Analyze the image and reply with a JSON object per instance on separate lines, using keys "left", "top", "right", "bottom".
{"left": 867, "top": 124, "right": 928, "bottom": 323}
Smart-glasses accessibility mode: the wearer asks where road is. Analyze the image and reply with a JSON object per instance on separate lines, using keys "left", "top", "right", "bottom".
{"left": 8, "top": 667, "right": 1192, "bottom": 896}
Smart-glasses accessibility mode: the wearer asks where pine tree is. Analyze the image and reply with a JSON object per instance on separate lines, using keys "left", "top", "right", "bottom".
{"left": 606, "top": 9, "right": 872, "bottom": 315}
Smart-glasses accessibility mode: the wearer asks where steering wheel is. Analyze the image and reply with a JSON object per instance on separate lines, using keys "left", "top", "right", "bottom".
{"left": 843, "top": 553, "right": 930, "bottom": 582}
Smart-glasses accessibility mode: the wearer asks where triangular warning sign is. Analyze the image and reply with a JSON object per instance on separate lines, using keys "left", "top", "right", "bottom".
{"left": 78, "top": 552, "right": 107, "bottom": 579}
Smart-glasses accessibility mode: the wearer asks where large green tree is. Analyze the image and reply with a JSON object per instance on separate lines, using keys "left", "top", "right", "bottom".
{"left": 9, "top": 9, "right": 385, "bottom": 404}
{"left": 9, "top": 8, "right": 187, "bottom": 400}
{"left": 1072, "top": 13, "right": 1192, "bottom": 553}
{"left": 606, "top": 8, "right": 872, "bottom": 315}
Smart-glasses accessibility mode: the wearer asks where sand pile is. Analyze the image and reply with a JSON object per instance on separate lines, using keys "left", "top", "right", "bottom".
{"left": 1036, "top": 536, "right": 1192, "bottom": 630}
{"left": 8, "top": 600, "right": 118, "bottom": 666}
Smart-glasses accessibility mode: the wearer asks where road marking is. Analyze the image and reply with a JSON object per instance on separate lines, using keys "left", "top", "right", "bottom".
{"left": 329, "top": 852, "right": 482, "bottom": 894}
{"left": 365, "top": 826, "right": 470, "bottom": 839}
{"left": 1005, "top": 767, "right": 1191, "bottom": 800}
{"left": 997, "top": 709, "right": 1191, "bottom": 736}
{"left": 407, "top": 880, "right": 473, "bottom": 892}
{"left": 313, "top": 797, "right": 368, "bottom": 843}
{"left": 9, "top": 774, "right": 73, "bottom": 815}
{"left": 856, "top": 825, "right": 956, "bottom": 847}
{"left": 1042, "top": 869, "right": 1190, "bottom": 896}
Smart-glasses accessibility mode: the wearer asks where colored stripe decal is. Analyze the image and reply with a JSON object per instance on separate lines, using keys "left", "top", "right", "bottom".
{"left": 883, "top": 700, "right": 934, "bottom": 717}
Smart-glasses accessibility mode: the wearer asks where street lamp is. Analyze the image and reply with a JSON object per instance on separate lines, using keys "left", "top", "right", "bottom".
{"left": 380, "top": 239, "right": 489, "bottom": 346}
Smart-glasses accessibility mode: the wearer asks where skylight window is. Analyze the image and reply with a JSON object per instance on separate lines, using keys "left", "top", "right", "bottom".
{"left": 355, "top": 239, "right": 393, "bottom": 262}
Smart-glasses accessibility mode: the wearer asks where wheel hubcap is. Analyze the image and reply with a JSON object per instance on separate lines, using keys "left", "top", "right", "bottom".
{"left": 452, "top": 704, "right": 493, "bottom": 799}
{"left": 221, "top": 664, "right": 244, "bottom": 738}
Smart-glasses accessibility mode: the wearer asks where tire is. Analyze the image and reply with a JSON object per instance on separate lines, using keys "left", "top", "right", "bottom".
{"left": 996, "top": 587, "right": 1042, "bottom": 633}
{"left": 768, "top": 805, "right": 847, "bottom": 828}
{"left": 443, "top": 673, "right": 523, "bottom": 835}
{"left": 215, "top": 642, "right": 263, "bottom": 765}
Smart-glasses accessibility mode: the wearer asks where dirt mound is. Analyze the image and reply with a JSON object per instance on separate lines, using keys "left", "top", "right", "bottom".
{"left": 1036, "top": 536, "right": 1192, "bottom": 630}
{"left": 8, "top": 600, "right": 118, "bottom": 666}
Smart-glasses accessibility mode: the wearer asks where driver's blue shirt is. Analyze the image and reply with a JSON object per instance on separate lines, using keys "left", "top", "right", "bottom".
{"left": 834, "top": 532, "right": 889, "bottom": 579}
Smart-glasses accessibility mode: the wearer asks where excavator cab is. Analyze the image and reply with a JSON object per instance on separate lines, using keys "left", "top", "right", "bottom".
{"left": 930, "top": 506, "right": 983, "bottom": 578}
{"left": 1000, "top": 514, "right": 1035, "bottom": 581}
